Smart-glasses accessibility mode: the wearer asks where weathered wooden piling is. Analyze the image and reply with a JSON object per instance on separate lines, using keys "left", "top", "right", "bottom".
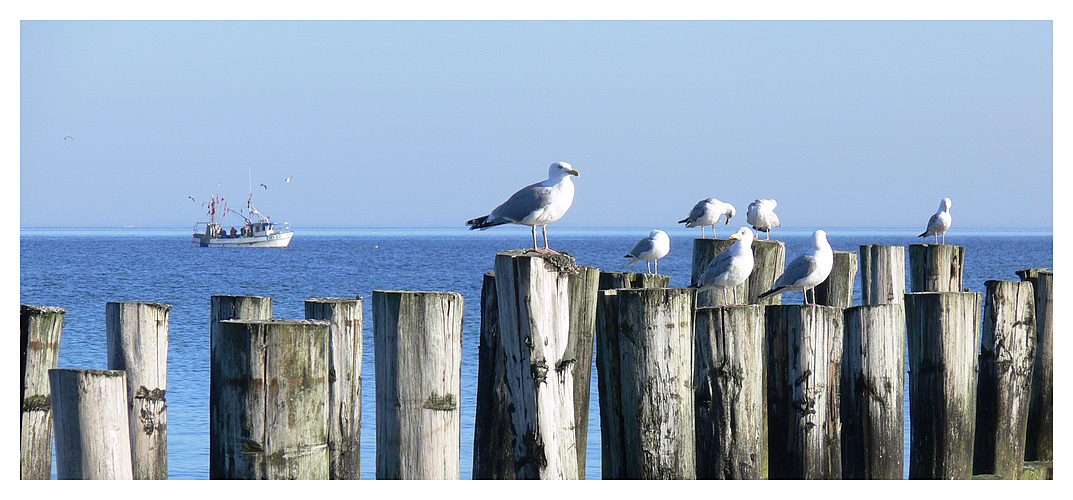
{"left": 905, "top": 292, "right": 981, "bottom": 479}
{"left": 492, "top": 250, "right": 586, "bottom": 479}
{"left": 841, "top": 304, "right": 905, "bottom": 479}
{"left": 909, "top": 244, "right": 965, "bottom": 292}
{"left": 211, "top": 319, "right": 330, "bottom": 479}
{"left": 597, "top": 287, "right": 697, "bottom": 479}
{"left": 566, "top": 265, "right": 600, "bottom": 478}
{"left": 1016, "top": 268, "right": 1053, "bottom": 462}
{"left": 105, "top": 301, "right": 170, "bottom": 480}
{"left": 816, "top": 250, "right": 859, "bottom": 308}
{"left": 49, "top": 368, "right": 133, "bottom": 479}
{"left": 373, "top": 290, "right": 463, "bottom": 480}
{"left": 750, "top": 239, "right": 786, "bottom": 305}
{"left": 473, "top": 273, "right": 515, "bottom": 479}
{"left": 599, "top": 270, "right": 670, "bottom": 290}
{"left": 209, "top": 294, "right": 272, "bottom": 479}
{"left": 859, "top": 244, "right": 906, "bottom": 305}
{"left": 694, "top": 305, "right": 767, "bottom": 479}
{"left": 973, "top": 280, "right": 1036, "bottom": 479}
{"left": 305, "top": 296, "right": 363, "bottom": 480}
{"left": 765, "top": 305, "right": 843, "bottom": 479}
{"left": 20, "top": 304, "right": 64, "bottom": 480}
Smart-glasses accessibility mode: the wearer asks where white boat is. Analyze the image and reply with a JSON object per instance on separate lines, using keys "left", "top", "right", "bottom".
{"left": 192, "top": 192, "right": 294, "bottom": 248}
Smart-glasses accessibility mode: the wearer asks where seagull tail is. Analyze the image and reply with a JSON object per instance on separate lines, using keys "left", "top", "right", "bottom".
{"left": 677, "top": 218, "right": 690, "bottom": 224}
{"left": 918, "top": 230, "right": 928, "bottom": 237}
{"left": 625, "top": 256, "right": 641, "bottom": 266}
{"left": 466, "top": 215, "right": 507, "bottom": 231}
{"left": 757, "top": 287, "right": 785, "bottom": 299}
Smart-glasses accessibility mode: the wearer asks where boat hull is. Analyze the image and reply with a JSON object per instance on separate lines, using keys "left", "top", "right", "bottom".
{"left": 191, "top": 231, "right": 293, "bottom": 248}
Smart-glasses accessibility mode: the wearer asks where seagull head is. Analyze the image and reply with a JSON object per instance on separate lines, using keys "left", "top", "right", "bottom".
{"left": 940, "top": 198, "right": 952, "bottom": 211}
{"left": 813, "top": 229, "right": 829, "bottom": 247}
{"left": 650, "top": 229, "right": 668, "bottom": 240}
{"left": 730, "top": 226, "right": 753, "bottom": 242}
{"left": 549, "top": 161, "right": 580, "bottom": 179}
{"left": 724, "top": 204, "right": 736, "bottom": 222}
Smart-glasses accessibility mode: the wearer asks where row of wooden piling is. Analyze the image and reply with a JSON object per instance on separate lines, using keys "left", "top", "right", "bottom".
{"left": 19, "top": 242, "right": 1052, "bottom": 480}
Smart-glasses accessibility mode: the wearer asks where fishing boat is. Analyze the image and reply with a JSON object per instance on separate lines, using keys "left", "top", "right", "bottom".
{"left": 191, "top": 190, "right": 293, "bottom": 248}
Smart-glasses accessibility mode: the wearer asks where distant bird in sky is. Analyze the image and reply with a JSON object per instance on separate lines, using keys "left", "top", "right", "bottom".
{"left": 679, "top": 198, "right": 735, "bottom": 239}
{"left": 919, "top": 197, "right": 953, "bottom": 244}
{"left": 215, "top": 183, "right": 221, "bottom": 187}
{"left": 188, "top": 196, "right": 196, "bottom": 202}
{"left": 758, "top": 229, "right": 833, "bottom": 305}
{"left": 747, "top": 198, "right": 780, "bottom": 240}
{"left": 260, "top": 183, "right": 268, "bottom": 189}
{"left": 466, "top": 161, "right": 579, "bottom": 254}
{"left": 285, "top": 176, "right": 292, "bottom": 183}
{"left": 695, "top": 226, "right": 755, "bottom": 304}
{"left": 63, "top": 135, "right": 74, "bottom": 140}
{"left": 625, "top": 229, "right": 671, "bottom": 274}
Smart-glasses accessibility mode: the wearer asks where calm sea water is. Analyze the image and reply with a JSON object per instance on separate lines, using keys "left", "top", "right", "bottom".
{"left": 19, "top": 226, "right": 1052, "bottom": 480}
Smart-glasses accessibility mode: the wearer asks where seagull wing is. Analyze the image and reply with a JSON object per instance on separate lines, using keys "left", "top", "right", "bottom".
{"left": 775, "top": 253, "right": 818, "bottom": 288}
{"left": 698, "top": 251, "right": 735, "bottom": 285}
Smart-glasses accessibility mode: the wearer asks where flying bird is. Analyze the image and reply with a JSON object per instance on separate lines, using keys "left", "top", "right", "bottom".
{"left": 919, "top": 198, "right": 953, "bottom": 244}
{"left": 758, "top": 229, "right": 833, "bottom": 305}
{"left": 188, "top": 196, "right": 196, "bottom": 202}
{"left": 694, "top": 226, "right": 755, "bottom": 304}
{"left": 260, "top": 183, "right": 267, "bottom": 189}
{"left": 63, "top": 135, "right": 74, "bottom": 140}
{"left": 624, "top": 229, "right": 671, "bottom": 274}
{"left": 747, "top": 198, "right": 781, "bottom": 240}
{"left": 285, "top": 176, "right": 292, "bottom": 183}
{"left": 678, "top": 198, "right": 735, "bottom": 239}
{"left": 466, "top": 161, "right": 579, "bottom": 254}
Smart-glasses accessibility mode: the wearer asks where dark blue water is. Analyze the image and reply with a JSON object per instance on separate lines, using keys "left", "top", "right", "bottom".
{"left": 19, "top": 226, "right": 1052, "bottom": 480}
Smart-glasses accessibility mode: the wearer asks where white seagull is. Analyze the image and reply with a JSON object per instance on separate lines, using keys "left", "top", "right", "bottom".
{"left": 747, "top": 198, "right": 781, "bottom": 240}
{"left": 919, "top": 198, "right": 953, "bottom": 244}
{"left": 679, "top": 198, "right": 736, "bottom": 239}
{"left": 625, "top": 229, "right": 671, "bottom": 274}
{"left": 466, "top": 161, "right": 580, "bottom": 253}
{"left": 758, "top": 229, "right": 833, "bottom": 305}
{"left": 285, "top": 176, "right": 292, "bottom": 183}
{"left": 695, "top": 227, "right": 755, "bottom": 304}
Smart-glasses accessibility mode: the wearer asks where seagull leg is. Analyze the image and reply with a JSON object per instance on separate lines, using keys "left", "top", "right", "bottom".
{"left": 534, "top": 226, "right": 560, "bottom": 255}
{"left": 532, "top": 226, "right": 539, "bottom": 250}
{"left": 700, "top": 226, "right": 706, "bottom": 239}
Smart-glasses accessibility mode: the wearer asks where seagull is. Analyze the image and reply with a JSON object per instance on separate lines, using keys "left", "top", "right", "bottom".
{"left": 188, "top": 196, "right": 196, "bottom": 202}
{"left": 285, "top": 176, "right": 292, "bottom": 183}
{"left": 63, "top": 135, "right": 74, "bottom": 140}
{"left": 678, "top": 198, "right": 736, "bottom": 239}
{"left": 259, "top": 183, "right": 268, "bottom": 189}
{"left": 625, "top": 229, "right": 671, "bottom": 274}
{"left": 919, "top": 198, "right": 952, "bottom": 244}
{"left": 466, "top": 161, "right": 579, "bottom": 254}
{"left": 694, "top": 226, "right": 755, "bottom": 304}
{"left": 747, "top": 198, "right": 781, "bottom": 240}
{"left": 757, "top": 229, "right": 833, "bottom": 305}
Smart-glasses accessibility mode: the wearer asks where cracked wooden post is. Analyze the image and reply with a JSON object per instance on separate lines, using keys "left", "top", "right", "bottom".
{"left": 305, "top": 296, "right": 363, "bottom": 480}
{"left": 20, "top": 304, "right": 64, "bottom": 479}
{"left": 567, "top": 265, "right": 600, "bottom": 478}
{"left": 599, "top": 270, "right": 669, "bottom": 290}
{"left": 209, "top": 294, "right": 272, "bottom": 479}
{"left": 973, "top": 280, "right": 1036, "bottom": 479}
{"left": 816, "top": 250, "right": 858, "bottom": 308}
{"left": 1016, "top": 268, "right": 1052, "bottom": 462}
{"left": 212, "top": 319, "right": 330, "bottom": 479}
{"left": 909, "top": 244, "right": 965, "bottom": 292}
{"left": 860, "top": 244, "right": 906, "bottom": 305}
{"left": 49, "top": 368, "right": 133, "bottom": 479}
{"left": 694, "top": 305, "right": 766, "bottom": 479}
{"left": 106, "top": 301, "right": 171, "bottom": 480}
{"left": 841, "top": 304, "right": 905, "bottom": 479}
{"left": 373, "top": 290, "right": 463, "bottom": 480}
{"left": 597, "top": 287, "right": 696, "bottom": 479}
{"left": 765, "top": 305, "right": 843, "bottom": 479}
{"left": 749, "top": 239, "right": 786, "bottom": 305}
{"left": 905, "top": 292, "right": 981, "bottom": 479}
{"left": 494, "top": 249, "right": 585, "bottom": 479}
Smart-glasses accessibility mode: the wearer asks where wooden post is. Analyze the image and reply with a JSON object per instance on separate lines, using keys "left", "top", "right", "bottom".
{"left": 694, "top": 305, "right": 766, "bottom": 479}
{"left": 841, "top": 304, "right": 905, "bottom": 479}
{"left": 373, "top": 290, "right": 463, "bottom": 480}
{"left": 305, "top": 296, "right": 363, "bottom": 480}
{"left": 473, "top": 273, "right": 515, "bottom": 479}
{"left": 49, "top": 368, "right": 133, "bottom": 479}
{"left": 493, "top": 250, "right": 583, "bottom": 479}
{"left": 567, "top": 265, "right": 600, "bottom": 479}
{"left": 599, "top": 270, "right": 670, "bottom": 290}
{"left": 212, "top": 319, "right": 330, "bottom": 479}
{"left": 106, "top": 301, "right": 171, "bottom": 480}
{"left": 597, "top": 287, "right": 696, "bottom": 479}
{"left": 20, "top": 305, "right": 64, "bottom": 480}
{"left": 859, "top": 244, "right": 906, "bottom": 305}
{"left": 750, "top": 239, "right": 786, "bottom": 305}
{"left": 905, "top": 292, "right": 981, "bottom": 479}
{"left": 209, "top": 294, "right": 272, "bottom": 478}
{"left": 909, "top": 244, "right": 966, "bottom": 292}
{"left": 816, "top": 250, "right": 858, "bottom": 308}
{"left": 1016, "top": 268, "right": 1052, "bottom": 462}
{"left": 765, "top": 305, "right": 843, "bottom": 479}
{"left": 973, "top": 280, "right": 1036, "bottom": 479}
{"left": 690, "top": 238, "right": 742, "bottom": 307}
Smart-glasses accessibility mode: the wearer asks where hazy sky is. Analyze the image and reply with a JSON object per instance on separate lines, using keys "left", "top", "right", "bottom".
{"left": 19, "top": 16, "right": 1054, "bottom": 229}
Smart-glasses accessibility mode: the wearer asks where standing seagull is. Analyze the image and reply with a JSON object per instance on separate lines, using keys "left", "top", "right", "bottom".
{"left": 919, "top": 198, "right": 953, "bottom": 244}
{"left": 625, "top": 229, "right": 671, "bottom": 274}
{"left": 678, "top": 198, "right": 736, "bottom": 239}
{"left": 466, "top": 161, "right": 580, "bottom": 254}
{"left": 747, "top": 198, "right": 780, "bottom": 240}
{"left": 757, "top": 229, "right": 833, "bottom": 305}
{"left": 694, "top": 227, "right": 755, "bottom": 304}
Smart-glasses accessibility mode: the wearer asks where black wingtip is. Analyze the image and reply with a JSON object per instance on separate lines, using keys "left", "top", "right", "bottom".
{"left": 677, "top": 218, "right": 688, "bottom": 224}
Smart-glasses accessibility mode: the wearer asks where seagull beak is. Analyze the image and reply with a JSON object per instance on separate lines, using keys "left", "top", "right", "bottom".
{"left": 567, "top": 168, "right": 580, "bottom": 177}
{"left": 730, "top": 232, "right": 740, "bottom": 240}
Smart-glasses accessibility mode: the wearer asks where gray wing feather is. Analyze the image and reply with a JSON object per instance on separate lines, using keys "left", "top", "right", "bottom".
{"left": 775, "top": 254, "right": 818, "bottom": 287}
{"left": 628, "top": 238, "right": 654, "bottom": 258}
{"left": 698, "top": 251, "right": 734, "bottom": 284}
{"left": 486, "top": 182, "right": 552, "bottom": 224}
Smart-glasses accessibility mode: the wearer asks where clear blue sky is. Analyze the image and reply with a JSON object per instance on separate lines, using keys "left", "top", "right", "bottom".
{"left": 18, "top": 14, "right": 1055, "bottom": 229}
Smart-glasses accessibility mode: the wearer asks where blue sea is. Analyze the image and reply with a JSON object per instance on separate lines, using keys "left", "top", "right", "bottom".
{"left": 19, "top": 226, "right": 1052, "bottom": 480}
